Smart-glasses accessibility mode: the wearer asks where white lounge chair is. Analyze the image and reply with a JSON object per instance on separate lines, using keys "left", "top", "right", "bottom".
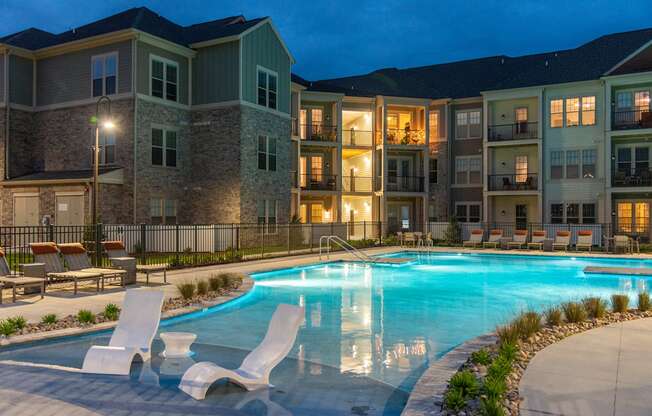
{"left": 179, "top": 304, "right": 305, "bottom": 400}
{"left": 81, "top": 288, "right": 165, "bottom": 375}
{"left": 507, "top": 230, "right": 528, "bottom": 249}
{"left": 483, "top": 229, "right": 503, "bottom": 248}
{"left": 552, "top": 231, "right": 571, "bottom": 251}
{"left": 463, "top": 229, "right": 484, "bottom": 248}
{"left": 576, "top": 231, "right": 593, "bottom": 251}
{"left": 527, "top": 231, "right": 546, "bottom": 250}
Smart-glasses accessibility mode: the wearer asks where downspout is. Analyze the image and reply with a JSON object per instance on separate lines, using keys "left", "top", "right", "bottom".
{"left": 132, "top": 37, "right": 138, "bottom": 223}
{"left": 4, "top": 49, "right": 10, "bottom": 180}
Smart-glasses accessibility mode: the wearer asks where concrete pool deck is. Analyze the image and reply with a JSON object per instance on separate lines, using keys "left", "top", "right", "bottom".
{"left": 520, "top": 317, "right": 652, "bottom": 416}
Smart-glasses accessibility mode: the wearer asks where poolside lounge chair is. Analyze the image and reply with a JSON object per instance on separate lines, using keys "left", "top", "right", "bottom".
{"left": 527, "top": 231, "right": 546, "bottom": 250}
{"left": 103, "top": 241, "right": 168, "bottom": 285}
{"left": 507, "top": 230, "right": 528, "bottom": 249}
{"left": 82, "top": 288, "right": 165, "bottom": 375}
{"left": 552, "top": 231, "right": 571, "bottom": 251}
{"left": 576, "top": 230, "right": 593, "bottom": 251}
{"left": 179, "top": 304, "right": 305, "bottom": 399}
{"left": 0, "top": 248, "right": 45, "bottom": 303}
{"left": 57, "top": 243, "right": 126, "bottom": 289}
{"left": 463, "top": 229, "right": 484, "bottom": 248}
{"left": 614, "top": 235, "right": 632, "bottom": 253}
{"left": 30, "top": 243, "right": 102, "bottom": 295}
{"left": 483, "top": 229, "right": 503, "bottom": 248}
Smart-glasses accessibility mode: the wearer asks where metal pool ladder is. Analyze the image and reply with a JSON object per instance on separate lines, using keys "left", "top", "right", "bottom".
{"left": 319, "top": 235, "right": 374, "bottom": 263}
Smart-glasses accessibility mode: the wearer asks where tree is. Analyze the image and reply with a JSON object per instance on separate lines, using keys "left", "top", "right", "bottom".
{"left": 444, "top": 216, "right": 462, "bottom": 245}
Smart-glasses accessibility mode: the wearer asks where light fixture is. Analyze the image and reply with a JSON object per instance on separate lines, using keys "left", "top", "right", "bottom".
{"left": 103, "top": 120, "right": 115, "bottom": 130}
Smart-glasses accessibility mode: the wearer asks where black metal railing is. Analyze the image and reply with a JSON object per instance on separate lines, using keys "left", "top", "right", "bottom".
{"left": 488, "top": 173, "right": 538, "bottom": 191}
{"left": 613, "top": 107, "right": 652, "bottom": 130}
{"left": 612, "top": 169, "right": 652, "bottom": 187}
{"left": 300, "top": 124, "right": 337, "bottom": 142}
{"left": 488, "top": 122, "right": 538, "bottom": 141}
{"left": 343, "top": 129, "right": 373, "bottom": 146}
{"left": 299, "top": 173, "right": 338, "bottom": 191}
{"left": 386, "top": 128, "right": 426, "bottom": 145}
{"left": 385, "top": 175, "right": 425, "bottom": 192}
{"left": 342, "top": 176, "right": 373, "bottom": 192}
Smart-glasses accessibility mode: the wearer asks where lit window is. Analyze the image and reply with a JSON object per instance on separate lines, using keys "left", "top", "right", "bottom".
{"left": 515, "top": 155, "right": 528, "bottom": 183}
{"left": 151, "top": 128, "right": 177, "bottom": 167}
{"left": 550, "top": 99, "right": 563, "bottom": 128}
{"left": 258, "top": 136, "right": 277, "bottom": 171}
{"left": 635, "top": 91, "right": 650, "bottom": 109}
{"left": 566, "top": 97, "right": 579, "bottom": 127}
{"left": 582, "top": 149, "right": 596, "bottom": 178}
{"left": 550, "top": 151, "right": 564, "bottom": 179}
{"left": 257, "top": 67, "right": 278, "bottom": 110}
{"left": 429, "top": 111, "right": 440, "bottom": 140}
{"left": 92, "top": 53, "right": 117, "bottom": 97}
{"left": 581, "top": 96, "right": 596, "bottom": 126}
{"left": 151, "top": 56, "right": 178, "bottom": 102}
{"left": 566, "top": 150, "right": 579, "bottom": 179}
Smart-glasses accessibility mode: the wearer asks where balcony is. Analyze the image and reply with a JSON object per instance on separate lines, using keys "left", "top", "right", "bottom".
{"left": 384, "top": 176, "right": 424, "bottom": 192}
{"left": 299, "top": 173, "right": 337, "bottom": 191}
{"left": 386, "top": 128, "right": 425, "bottom": 146}
{"left": 613, "top": 169, "right": 652, "bottom": 187}
{"left": 612, "top": 107, "right": 652, "bottom": 130}
{"left": 488, "top": 122, "right": 538, "bottom": 142}
{"left": 300, "top": 124, "right": 337, "bottom": 142}
{"left": 342, "top": 176, "right": 373, "bottom": 192}
{"left": 488, "top": 173, "right": 538, "bottom": 191}
{"left": 343, "top": 129, "right": 373, "bottom": 146}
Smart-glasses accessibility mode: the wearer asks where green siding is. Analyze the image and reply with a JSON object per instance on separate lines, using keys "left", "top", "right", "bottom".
{"left": 192, "top": 41, "right": 240, "bottom": 105}
{"left": 241, "top": 22, "right": 291, "bottom": 114}
{"left": 136, "top": 41, "right": 189, "bottom": 105}
{"left": 10, "top": 55, "right": 33, "bottom": 106}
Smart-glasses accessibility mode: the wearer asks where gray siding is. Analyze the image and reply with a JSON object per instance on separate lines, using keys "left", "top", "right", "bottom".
{"left": 0, "top": 54, "right": 4, "bottom": 103}
{"left": 192, "top": 40, "right": 239, "bottom": 105}
{"left": 10, "top": 55, "right": 33, "bottom": 106}
{"left": 37, "top": 41, "right": 132, "bottom": 107}
{"left": 241, "top": 22, "right": 291, "bottom": 114}
{"left": 136, "top": 41, "right": 189, "bottom": 105}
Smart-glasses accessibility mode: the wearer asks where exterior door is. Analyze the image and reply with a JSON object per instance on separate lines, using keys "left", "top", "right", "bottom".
{"left": 617, "top": 201, "right": 650, "bottom": 239}
{"left": 515, "top": 155, "right": 528, "bottom": 183}
{"left": 515, "top": 204, "right": 527, "bottom": 230}
{"left": 13, "top": 195, "right": 39, "bottom": 226}
{"left": 56, "top": 195, "right": 84, "bottom": 226}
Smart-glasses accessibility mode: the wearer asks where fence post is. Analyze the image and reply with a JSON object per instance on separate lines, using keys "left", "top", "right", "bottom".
{"left": 194, "top": 224, "right": 198, "bottom": 266}
{"left": 287, "top": 223, "right": 291, "bottom": 255}
{"left": 140, "top": 223, "right": 147, "bottom": 265}
{"left": 363, "top": 220, "right": 366, "bottom": 241}
{"left": 48, "top": 224, "right": 54, "bottom": 242}
{"left": 379, "top": 221, "right": 383, "bottom": 245}
{"left": 95, "top": 223, "right": 103, "bottom": 266}
{"left": 175, "top": 224, "right": 180, "bottom": 265}
{"left": 310, "top": 223, "right": 314, "bottom": 253}
{"left": 261, "top": 225, "right": 265, "bottom": 259}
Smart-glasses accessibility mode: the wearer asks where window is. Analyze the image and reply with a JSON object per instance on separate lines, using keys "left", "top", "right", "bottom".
{"left": 616, "top": 92, "right": 633, "bottom": 109}
{"left": 581, "top": 96, "right": 596, "bottom": 126}
{"left": 617, "top": 148, "right": 632, "bottom": 175}
{"left": 310, "top": 203, "right": 323, "bottom": 223}
{"left": 151, "top": 128, "right": 177, "bottom": 167}
{"left": 455, "top": 109, "right": 481, "bottom": 139}
{"left": 299, "top": 109, "right": 307, "bottom": 139}
{"left": 150, "top": 56, "right": 178, "bottom": 102}
{"left": 92, "top": 53, "right": 117, "bottom": 97}
{"left": 469, "top": 157, "right": 481, "bottom": 184}
{"left": 566, "top": 203, "right": 580, "bottom": 224}
{"left": 635, "top": 91, "right": 650, "bottom": 110}
{"left": 429, "top": 158, "right": 438, "bottom": 184}
{"left": 455, "top": 203, "right": 481, "bottom": 222}
{"left": 469, "top": 204, "right": 481, "bottom": 222}
{"left": 565, "top": 97, "right": 579, "bottom": 127}
{"left": 635, "top": 147, "right": 649, "bottom": 174}
{"left": 582, "top": 149, "right": 596, "bottom": 178}
{"left": 515, "top": 155, "right": 528, "bottom": 183}
{"left": 552, "top": 202, "right": 596, "bottom": 224}
{"left": 551, "top": 204, "right": 564, "bottom": 223}
{"left": 455, "top": 204, "right": 467, "bottom": 221}
{"left": 455, "top": 158, "right": 468, "bottom": 184}
{"left": 429, "top": 110, "right": 440, "bottom": 140}
{"left": 550, "top": 99, "right": 563, "bottom": 128}
{"left": 551, "top": 151, "right": 564, "bottom": 179}
{"left": 515, "top": 107, "right": 528, "bottom": 122}
{"left": 257, "top": 200, "right": 266, "bottom": 225}
{"left": 99, "top": 131, "right": 116, "bottom": 165}
{"left": 388, "top": 159, "right": 398, "bottom": 184}
{"left": 257, "top": 67, "right": 278, "bottom": 110}
{"left": 310, "top": 155, "right": 322, "bottom": 180}
{"left": 150, "top": 198, "right": 177, "bottom": 224}
{"left": 257, "top": 200, "right": 278, "bottom": 233}
{"left": 455, "top": 156, "right": 481, "bottom": 184}
{"left": 257, "top": 136, "right": 277, "bottom": 171}
{"left": 566, "top": 150, "right": 579, "bottom": 179}
{"left": 582, "top": 203, "right": 596, "bottom": 224}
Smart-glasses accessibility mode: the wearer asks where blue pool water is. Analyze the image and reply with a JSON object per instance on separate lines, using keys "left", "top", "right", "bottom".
{"left": 2, "top": 252, "right": 652, "bottom": 415}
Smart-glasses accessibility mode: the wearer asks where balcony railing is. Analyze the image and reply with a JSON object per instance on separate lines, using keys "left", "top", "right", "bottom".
{"left": 342, "top": 176, "right": 373, "bottom": 192}
{"left": 612, "top": 169, "right": 652, "bottom": 187}
{"left": 299, "top": 173, "right": 337, "bottom": 191}
{"left": 386, "top": 128, "right": 425, "bottom": 146}
{"left": 385, "top": 175, "right": 425, "bottom": 192}
{"left": 612, "top": 107, "right": 652, "bottom": 130}
{"left": 488, "top": 173, "right": 538, "bottom": 191}
{"left": 300, "top": 124, "right": 337, "bottom": 142}
{"left": 342, "top": 129, "right": 373, "bottom": 146}
{"left": 488, "top": 122, "right": 538, "bottom": 141}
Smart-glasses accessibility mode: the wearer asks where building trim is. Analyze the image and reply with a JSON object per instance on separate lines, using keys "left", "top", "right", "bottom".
{"left": 34, "top": 30, "right": 135, "bottom": 59}
{"left": 136, "top": 93, "right": 190, "bottom": 110}
{"left": 605, "top": 38, "right": 652, "bottom": 76}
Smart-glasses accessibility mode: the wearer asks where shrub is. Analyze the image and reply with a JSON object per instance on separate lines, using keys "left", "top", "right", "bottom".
{"left": 208, "top": 275, "right": 223, "bottom": 292}
{"left": 611, "top": 294, "right": 629, "bottom": 313}
{"left": 514, "top": 311, "right": 541, "bottom": 340}
{"left": 7, "top": 316, "right": 27, "bottom": 331}
{"left": 495, "top": 323, "right": 519, "bottom": 346}
{"left": 561, "top": 301, "right": 587, "bottom": 323}
{"left": 77, "top": 309, "right": 96, "bottom": 325}
{"left": 0, "top": 320, "right": 16, "bottom": 337}
{"left": 498, "top": 342, "right": 518, "bottom": 363}
{"left": 480, "top": 398, "right": 506, "bottom": 416}
{"left": 449, "top": 370, "right": 478, "bottom": 398}
{"left": 582, "top": 297, "right": 608, "bottom": 319}
{"left": 103, "top": 304, "right": 120, "bottom": 321}
{"left": 41, "top": 314, "right": 58, "bottom": 325}
{"left": 471, "top": 348, "right": 492, "bottom": 366}
{"left": 483, "top": 376, "right": 507, "bottom": 402}
{"left": 443, "top": 388, "right": 466, "bottom": 412}
{"left": 443, "top": 217, "right": 462, "bottom": 245}
{"left": 638, "top": 292, "right": 651, "bottom": 312}
{"left": 487, "top": 356, "right": 512, "bottom": 381}
{"left": 544, "top": 307, "right": 563, "bottom": 326}
{"left": 176, "top": 282, "right": 196, "bottom": 300}
{"left": 223, "top": 272, "right": 244, "bottom": 289}
{"left": 196, "top": 279, "right": 209, "bottom": 296}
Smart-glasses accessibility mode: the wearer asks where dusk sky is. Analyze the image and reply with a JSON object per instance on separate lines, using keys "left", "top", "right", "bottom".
{"left": 1, "top": 0, "right": 651, "bottom": 81}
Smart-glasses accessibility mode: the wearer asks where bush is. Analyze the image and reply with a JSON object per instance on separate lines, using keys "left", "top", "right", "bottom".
{"left": 77, "top": 309, "right": 96, "bottom": 324}
{"left": 487, "top": 356, "right": 512, "bottom": 381}
{"left": 638, "top": 292, "right": 651, "bottom": 312}
{"left": 544, "top": 307, "right": 563, "bottom": 326}
{"left": 0, "top": 320, "right": 16, "bottom": 337}
{"left": 483, "top": 376, "right": 507, "bottom": 402}
{"left": 196, "top": 279, "right": 209, "bottom": 296}
{"left": 495, "top": 323, "right": 519, "bottom": 345}
{"left": 443, "top": 388, "right": 466, "bottom": 412}
{"left": 582, "top": 297, "right": 608, "bottom": 319}
{"left": 41, "top": 313, "right": 58, "bottom": 325}
{"left": 444, "top": 217, "right": 462, "bottom": 245}
{"left": 449, "top": 370, "right": 478, "bottom": 398}
{"left": 561, "top": 301, "right": 587, "bottom": 323}
{"left": 104, "top": 304, "right": 120, "bottom": 321}
{"left": 514, "top": 311, "right": 541, "bottom": 340}
{"left": 7, "top": 316, "right": 27, "bottom": 331}
{"left": 219, "top": 272, "right": 244, "bottom": 289}
{"left": 611, "top": 294, "right": 629, "bottom": 313}
{"left": 480, "top": 398, "right": 506, "bottom": 416}
{"left": 471, "top": 348, "right": 492, "bottom": 366}
{"left": 498, "top": 342, "right": 518, "bottom": 363}
{"left": 176, "top": 282, "right": 196, "bottom": 300}
{"left": 208, "top": 275, "right": 223, "bottom": 292}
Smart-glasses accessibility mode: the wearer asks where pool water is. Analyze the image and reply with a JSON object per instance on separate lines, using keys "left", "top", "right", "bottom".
{"left": 2, "top": 252, "right": 652, "bottom": 415}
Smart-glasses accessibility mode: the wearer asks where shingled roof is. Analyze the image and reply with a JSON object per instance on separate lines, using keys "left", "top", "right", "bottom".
{"left": 0, "top": 7, "right": 267, "bottom": 50}
{"left": 302, "top": 27, "right": 652, "bottom": 99}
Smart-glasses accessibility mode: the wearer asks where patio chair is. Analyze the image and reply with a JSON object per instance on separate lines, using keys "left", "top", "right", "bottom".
{"left": 30, "top": 243, "right": 103, "bottom": 295}
{"left": 552, "top": 231, "right": 571, "bottom": 251}
{"left": 403, "top": 232, "right": 416, "bottom": 247}
{"left": 0, "top": 248, "right": 46, "bottom": 303}
{"left": 179, "top": 304, "right": 305, "bottom": 399}
{"left": 103, "top": 241, "right": 168, "bottom": 285}
{"left": 57, "top": 243, "right": 126, "bottom": 289}
{"left": 576, "top": 230, "right": 593, "bottom": 251}
{"left": 527, "top": 230, "right": 546, "bottom": 250}
{"left": 483, "top": 229, "right": 503, "bottom": 248}
{"left": 614, "top": 235, "right": 632, "bottom": 254}
{"left": 396, "top": 232, "right": 404, "bottom": 247}
{"left": 418, "top": 232, "right": 433, "bottom": 248}
{"left": 82, "top": 288, "right": 165, "bottom": 375}
{"left": 507, "top": 230, "right": 528, "bottom": 249}
{"left": 463, "top": 229, "right": 484, "bottom": 248}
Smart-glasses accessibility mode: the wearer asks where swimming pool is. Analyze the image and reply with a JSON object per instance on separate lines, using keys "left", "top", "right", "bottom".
{"left": 1, "top": 251, "right": 651, "bottom": 415}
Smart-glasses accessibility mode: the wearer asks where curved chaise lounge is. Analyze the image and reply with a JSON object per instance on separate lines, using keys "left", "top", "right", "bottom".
{"left": 179, "top": 303, "right": 305, "bottom": 400}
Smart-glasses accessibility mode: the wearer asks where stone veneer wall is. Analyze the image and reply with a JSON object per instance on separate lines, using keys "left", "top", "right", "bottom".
{"left": 429, "top": 141, "right": 449, "bottom": 220}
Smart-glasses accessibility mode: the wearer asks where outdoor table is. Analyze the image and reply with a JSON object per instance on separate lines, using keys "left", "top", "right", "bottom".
{"left": 160, "top": 332, "right": 197, "bottom": 358}
{"left": 543, "top": 238, "right": 554, "bottom": 252}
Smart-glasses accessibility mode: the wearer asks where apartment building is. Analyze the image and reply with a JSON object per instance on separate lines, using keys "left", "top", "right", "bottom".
{"left": 0, "top": 7, "right": 293, "bottom": 226}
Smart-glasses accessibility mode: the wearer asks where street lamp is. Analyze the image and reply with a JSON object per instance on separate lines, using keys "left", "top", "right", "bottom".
{"left": 92, "top": 96, "right": 114, "bottom": 226}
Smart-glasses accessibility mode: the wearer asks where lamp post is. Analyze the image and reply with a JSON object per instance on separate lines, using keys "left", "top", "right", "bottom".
{"left": 92, "top": 96, "right": 114, "bottom": 226}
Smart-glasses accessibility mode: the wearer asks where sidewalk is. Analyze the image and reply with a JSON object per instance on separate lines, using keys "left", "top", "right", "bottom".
{"left": 520, "top": 317, "right": 652, "bottom": 416}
